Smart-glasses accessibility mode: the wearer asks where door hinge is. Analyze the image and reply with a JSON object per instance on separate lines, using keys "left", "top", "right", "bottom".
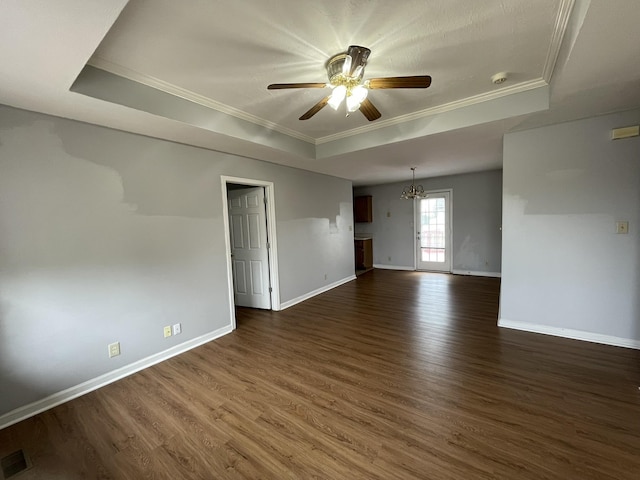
{"left": 269, "top": 287, "right": 272, "bottom": 293}
{"left": 264, "top": 196, "right": 267, "bottom": 205}
{"left": 266, "top": 242, "right": 270, "bottom": 249}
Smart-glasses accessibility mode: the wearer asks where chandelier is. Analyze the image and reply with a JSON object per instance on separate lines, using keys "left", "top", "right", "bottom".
{"left": 400, "top": 167, "right": 426, "bottom": 199}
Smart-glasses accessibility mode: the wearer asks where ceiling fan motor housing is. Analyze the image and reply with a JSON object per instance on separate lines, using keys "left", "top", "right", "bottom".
{"left": 327, "top": 45, "right": 371, "bottom": 85}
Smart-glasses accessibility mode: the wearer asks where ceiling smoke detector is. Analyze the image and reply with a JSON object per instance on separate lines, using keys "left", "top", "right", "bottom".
{"left": 491, "top": 72, "right": 508, "bottom": 84}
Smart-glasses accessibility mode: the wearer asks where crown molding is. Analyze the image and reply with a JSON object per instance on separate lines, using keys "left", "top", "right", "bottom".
{"left": 87, "top": 56, "right": 316, "bottom": 144}
{"left": 315, "top": 78, "right": 549, "bottom": 145}
{"left": 89, "top": 0, "right": 575, "bottom": 151}
{"left": 542, "top": 0, "right": 575, "bottom": 83}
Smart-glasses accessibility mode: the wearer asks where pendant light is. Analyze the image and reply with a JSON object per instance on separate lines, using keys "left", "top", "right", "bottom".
{"left": 400, "top": 167, "right": 426, "bottom": 199}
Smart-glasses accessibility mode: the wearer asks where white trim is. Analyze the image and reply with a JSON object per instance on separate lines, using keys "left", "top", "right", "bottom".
{"left": 221, "top": 176, "right": 281, "bottom": 316}
{"left": 412, "top": 199, "right": 417, "bottom": 269}
{"left": 221, "top": 181, "right": 237, "bottom": 327}
{"left": 0, "top": 325, "right": 233, "bottom": 430}
{"left": 279, "top": 275, "right": 356, "bottom": 310}
{"left": 373, "top": 264, "right": 415, "bottom": 271}
{"left": 87, "top": 57, "right": 316, "bottom": 145}
{"left": 542, "top": 0, "right": 575, "bottom": 83}
{"left": 452, "top": 269, "right": 501, "bottom": 278}
{"left": 88, "top": 54, "right": 554, "bottom": 150}
{"left": 316, "top": 79, "right": 547, "bottom": 144}
{"left": 498, "top": 319, "right": 640, "bottom": 350}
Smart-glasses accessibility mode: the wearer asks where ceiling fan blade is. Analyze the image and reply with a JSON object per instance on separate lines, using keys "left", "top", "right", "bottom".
{"left": 367, "top": 75, "right": 432, "bottom": 89}
{"left": 299, "top": 96, "right": 330, "bottom": 120}
{"left": 268, "top": 83, "right": 327, "bottom": 90}
{"left": 359, "top": 98, "right": 381, "bottom": 121}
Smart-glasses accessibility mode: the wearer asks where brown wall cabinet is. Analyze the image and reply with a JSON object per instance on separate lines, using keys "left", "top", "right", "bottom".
{"left": 354, "top": 195, "right": 373, "bottom": 223}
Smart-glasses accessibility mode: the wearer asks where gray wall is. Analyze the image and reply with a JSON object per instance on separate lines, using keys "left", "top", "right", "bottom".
{"left": 0, "top": 105, "right": 354, "bottom": 416}
{"left": 354, "top": 170, "right": 503, "bottom": 274}
{"left": 500, "top": 109, "right": 640, "bottom": 344}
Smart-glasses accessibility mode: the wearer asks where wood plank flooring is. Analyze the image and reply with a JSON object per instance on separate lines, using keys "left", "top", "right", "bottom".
{"left": 1, "top": 270, "right": 639, "bottom": 479}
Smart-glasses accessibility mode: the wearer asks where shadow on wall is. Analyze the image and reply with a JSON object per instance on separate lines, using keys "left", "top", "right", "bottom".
{"left": 0, "top": 305, "right": 50, "bottom": 420}
{"left": 51, "top": 118, "right": 219, "bottom": 219}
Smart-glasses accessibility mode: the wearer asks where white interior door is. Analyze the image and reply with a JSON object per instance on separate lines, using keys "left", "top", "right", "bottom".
{"left": 228, "top": 186, "right": 271, "bottom": 309}
{"left": 415, "top": 191, "right": 452, "bottom": 272}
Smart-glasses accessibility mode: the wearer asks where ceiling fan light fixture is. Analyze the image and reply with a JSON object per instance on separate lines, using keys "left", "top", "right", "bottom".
{"left": 268, "top": 44, "right": 431, "bottom": 121}
{"left": 346, "top": 85, "right": 368, "bottom": 112}
{"left": 346, "top": 96, "right": 360, "bottom": 113}
{"left": 401, "top": 167, "right": 427, "bottom": 199}
{"left": 351, "top": 85, "right": 368, "bottom": 102}
{"left": 328, "top": 85, "right": 347, "bottom": 110}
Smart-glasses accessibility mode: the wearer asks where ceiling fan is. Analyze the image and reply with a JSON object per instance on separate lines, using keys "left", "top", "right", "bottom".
{"left": 267, "top": 45, "right": 431, "bottom": 121}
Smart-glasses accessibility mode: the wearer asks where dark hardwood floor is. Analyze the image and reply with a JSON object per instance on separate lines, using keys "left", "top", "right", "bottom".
{"left": 1, "top": 270, "right": 639, "bottom": 479}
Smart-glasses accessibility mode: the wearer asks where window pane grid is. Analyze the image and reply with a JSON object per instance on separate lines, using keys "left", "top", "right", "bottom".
{"left": 419, "top": 197, "right": 446, "bottom": 263}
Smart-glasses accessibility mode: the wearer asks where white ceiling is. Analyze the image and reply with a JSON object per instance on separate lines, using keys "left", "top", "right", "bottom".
{"left": 1, "top": 0, "right": 639, "bottom": 185}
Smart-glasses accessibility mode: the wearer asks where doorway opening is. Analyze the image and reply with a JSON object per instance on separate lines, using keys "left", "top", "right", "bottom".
{"left": 221, "top": 176, "right": 280, "bottom": 330}
{"left": 415, "top": 190, "right": 452, "bottom": 272}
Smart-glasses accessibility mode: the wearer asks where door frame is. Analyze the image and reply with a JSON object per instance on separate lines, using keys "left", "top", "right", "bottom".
{"left": 221, "top": 176, "right": 281, "bottom": 330}
{"left": 414, "top": 189, "right": 453, "bottom": 273}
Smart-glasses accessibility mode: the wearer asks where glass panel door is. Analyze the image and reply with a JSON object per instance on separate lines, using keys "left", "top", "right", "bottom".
{"left": 415, "top": 191, "right": 451, "bottom": 272}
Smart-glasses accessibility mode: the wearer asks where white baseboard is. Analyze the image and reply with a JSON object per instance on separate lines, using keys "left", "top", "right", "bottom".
{"left": 280, "top": 275, "right": 356, "bottom": 310}
{"left": 0, "top": 324, "right": 234, "bottom": 430}
{"left": 498, "top": 319, "right": 640, "bottom": 350}
{"left": 373, "top": 265, "right": 502, "bottom": 278}
{"left": 373, "top": 264, "right": 415, "bottom": 271}
{"left": 452, "top": 269, "right": 501, "bottom": 278}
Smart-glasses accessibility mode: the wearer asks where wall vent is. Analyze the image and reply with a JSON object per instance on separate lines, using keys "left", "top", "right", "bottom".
{"left": 1, "top": 450, "right": 31, "bottom": 479}
{"left": 611, "top": 125, "right": 639, "bottom": 140}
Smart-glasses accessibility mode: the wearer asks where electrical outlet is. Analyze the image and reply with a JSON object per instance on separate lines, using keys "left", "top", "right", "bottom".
{"left": 616, "top": 221, "right": 629, "bottom": 234}
{"left": 108, "top": 342, "right": 120, "bottom": 358}
{"left": 172, "top": 323, "right": 182, "bottom": 335}
{"left": 163, "top": 326, "right": 172, "bottom": 338}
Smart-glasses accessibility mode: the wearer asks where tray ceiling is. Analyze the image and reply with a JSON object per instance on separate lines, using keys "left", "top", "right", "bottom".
{"left": 1, "top": 0, "right": 639, "bottom": 185}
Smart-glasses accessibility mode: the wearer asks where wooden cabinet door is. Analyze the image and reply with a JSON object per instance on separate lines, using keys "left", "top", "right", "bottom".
{"left": 354, "top": 196, "right": 372, "bottom": 223}
{"left": 362, "top": 239, "right": 373, "bottom": 268}
{"left": 355, "top": 241, "right": 365, "bottom": 268}
{"left": 355, "top": 239, "right": 373, "bottom": 269}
